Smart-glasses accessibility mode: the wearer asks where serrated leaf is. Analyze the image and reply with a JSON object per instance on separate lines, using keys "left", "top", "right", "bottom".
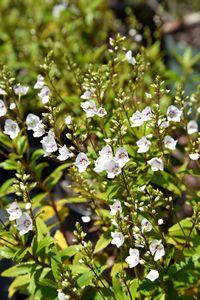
{"left": 51, "top": 245, "right": 62, "bottom": 283}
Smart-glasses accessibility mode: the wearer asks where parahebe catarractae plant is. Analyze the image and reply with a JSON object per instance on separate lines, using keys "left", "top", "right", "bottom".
{"left": 0, "top": 1, "right": 200, "bottom": 300}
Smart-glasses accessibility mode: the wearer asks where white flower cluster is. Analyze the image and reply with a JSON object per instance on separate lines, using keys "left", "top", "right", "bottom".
{"left": 6, "top": 201, "right": 32, "bottom": 235}
{"left": 34, "top": 74, "right": 51, "bottom": 104}
{"left": 80, "top": 90, "right": 107, "bottom": 118}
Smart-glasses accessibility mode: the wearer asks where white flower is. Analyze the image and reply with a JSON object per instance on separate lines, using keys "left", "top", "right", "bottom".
{"left": 125, "top": 248, "right": 140, "bottom": 268}
{"left": 65, "top": 115, "right": 72, "bottom": 125}
{"left": 114, "top": 147, "right": 129, "bottom": 167}
{"left": 52, "top": 3, "right": 67, "bottom": 18}
{"left": 57, "top": 290, "right": 66, "bottom": 300}
{"left": 6, "top": 202, "right": 22, "bottom": 221}
{"left": 40, "top": 131, "right": 57, "bottom": 156}
{"left": 189, "top": 153, "right": 199, "bottom": 160}
{"left": 158, "top": 118, "right": 169, "bottom": 129}
{"left": 80, "top": 90, "right": 93, "bottom": 100}
{"left": 99, "top": 145, "right": 113, "bottom": 159}
{"left": 94, "top": 156, "right": 107, "bottom": 173}
{"left": 57, "top": 145, "right": 71, "bottom": 161}
{"left": 141, "top": 106, "right": 152, "bottom": 121}
{"left": 145, "top": 93, "right": 152, "bottom": 99}
{"left": 96, "top": 107, "right": 107, "bottom": 117}
{"left": 125, "top": 50, "right": 136, "bottom": 65}
{"left": 14, "top": 84, "right": 29, "bottom": 96}
{"left": 75, "top": 152, "right": 90, "bottom": 173}
{"left": 110, "top": 200, "right": 122, "bottom": 216}
{"left": 111, "top": 232, "right": 124, "bottom": 248}
{"left": 158, "top": 218, "right": 164, "bottom": 225}
{"left": 147, "top": 157, "right": 164, "bottom": 171}
{"left": 4, "top": 119, "right": 20, "bottom": 139}
{"left": 164, "top": 135, "right": 177, "bottom": 150}
{"left": 38, "top": 86, "right": 51, "bottom": 104}
{"left": 149, "top": 239, "right": 165, "bottom": 261}
{"left": 15, "top": 212, "right": 33, "bottom": 235}
{"left": 130, "top": 111, "right": 143, "bottom": 127}
{"left": 32, "top": 125, "right": 45, "bottom": 137}
{"left": 146, "top": 270, "right": 159, "bottom": 281}
{"left": 81, "top": 100, "right": 97, "bottom": 118}
{"left": 138, "top": 185, "right": 146, "bottom": 192}
{"left": 167, "top": 105, "right": 182, "bottom": 122}
{"left": 187, "top": 120, "right": 198, "bottom": 135}
{"left": 136, "top": 137, "right": 151, "bottom": 153}
{"left": 25, "top": 203, "right": 32, "bottom": 210}
{"left": 9, "top": 103, "right": 16, "bottom": 110}
{"left": 34, "top": 74, "right": 45, "bottom": 89}
{"left": 104, "top": 159, "right": 121, "bottom": 179}
{"left": 0, "top": 99, "right": 7, "bottom": 116}
{"left": 81, "top": 216, "right": 91, "bottom": 223}
{"left": 26, "top": 113, "right": 42, "bottom": 131}
{"left": 141, "top": 218, "right": 152, "bottom": 233}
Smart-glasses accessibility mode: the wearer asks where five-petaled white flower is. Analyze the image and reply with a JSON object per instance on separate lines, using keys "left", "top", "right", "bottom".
{"left": 141, "top": 106, "right": 152, "bottom": 121}
{"left": 4, "top": 119, "right": 20, "bottom": 139}
{"left": 25, "top": 113, "right": 44, "bottom": 137}
{"left": 125, "top": 50, "right": 136, "bottom": 65}
{"left": 187, "top": 120, "right": 198, "bottom": 135}
{"left": 75, "top": 152, "right": 90, "bottom": 173}
{"left": 15, "top": 212, "right": 33, "bottom": 235}
{"left": 96, "top": 107, "right": 107, "bottom": 117}
{"left": 40, "top": 131, "right": 57, "bottom": 156}
{"left": 137, "top": 137, "right": 151, "bottom": 153}
{"left": 57, "top": 145, "right": 71, "bottom": 161}
{"left": 164, "top": 135, "right": 177, "bottom": 150}
{"left": 34, "top": 74, "right": 45, "bottom": 89}
{"left": 147, "top": 157, "right": 164, "bottom": 172}
{"left": 80, "top": 90, "right": 93, "bottom": 100}
{"left": 110, "top": 200, "right": 122, "bottom": 216}
{"left": 146, "top": 269, "right": 159, "bottom": 281}
{"left": 125, "top": 248, "right": 140, "bottom": 268}
{"left": 81, "top": 100, "right": 97, "bottom": 118}
{"left": 94, "top": 145, "right": 113, "bottom": 173}
{"left": 149, "top": 239, "right": 165, "bottom": 261}
{"left": 38, "top": 86, "right": 51, "bottom": 104}
{"left": 114, "top": 147, "right": 129, "bottom": 167}
{"left": 6, "top": 201, "right": 22, "bottom": 221}
{"left": 104, "top": 159, "right": 121, "bottom": 179}
{"left": 141, "top": 218, "right": 152, "bottom": 233}
{"left": 167, "top": 105, "right": 182, "bottom": 122}
{"left": 14, "top": 84, "right": 29, "bottom": 96}
{"left": 130, "top": 111, "right": 143, "bottom": 127}
{"left": 0, "top": 99, "right": 7, "bottom": 117}
{"left": 189, "top": 153, "right": 199, "bottom": 160}
{"left": 111, "top": 232, "right": 124, "bottom": 248}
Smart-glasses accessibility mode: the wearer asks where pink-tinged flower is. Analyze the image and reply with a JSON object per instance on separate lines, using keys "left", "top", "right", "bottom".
{"left": 141, "top": 106, "right": 152, "bottom": 121}
{"left": 0, "top": 99, "right": 7, "bottom": 117}
{"left": 96, "top": 107, "right": 107, "bottom": 117}
{"left": 15, "top": 212, "right": 33, "bottom": 235}
{"left": 57, "top": 145, "right": 71, "bottom": 161}
{"left": 167, "top": 105, "right": 182, "bottom": 122}
{"left": 137, "top": 137, "right": 151, "bottom": 153}
{"left": 93, "top": 156, "right": 107, "bottom": 173}
{"left": 187, "top": 120, "right": 198, "bottom": 135}
{"left": 6, "top": 202, "right": 22, "bottom": 221}
{"left": 146, "top": 270, "right": 159, "bottom": 281}
{"left": 14, "top": 84, "right": 29, "bottom": 96}
{"left": 34, "top": 74, "right": 45, "bottom": 89}
{"left": 125, "top": 248, "right": 140, "bottom": 268}
{"left": 110, "top": 200, "right": 122, "bottom": 216}
{"left": 40, "top": 131, "right": 57, "bottom": 156}
{"left": 111, "top": 232, "right": 124, "bottom": 248}
{"left": 81, "top": 100, "right": 97, "bottom": 118}
{"left": 149, "top": 239, "right": 165, "bottom": 261}
{"left": 99, "top": 145, "right": 113, "bottom": 159}
{"left": 164, "top": 135, "right": 177, "bottom": 150}
{"left": 147, "top": 157, "right": 164, "bottom": 171}
{"left": 189, "top": 153, "right": 199, "bottom": 160}
{"left": 141, "top": 218, "right": 152, "bottom": 233}
{"left": 104, "top": 159, "right": 121, "bottom": 179}
{"left": 125, "top": 50, "right": 136, "bottom": 65}
{"left": 75, "top": 152, "right": 90, "bottom": 173}
{"left": 80, "top": 90, "right": 93, "bottom": 100}
{"left": 38, "top": 86, "right": 51, "bottom": 104}
{"left": 130, "top": 111, "right": 143, "bottom": 127}
{"left": 114, "top": 147, "right": 129, "bottom": 167}
{"left": 4, "top": 119, "right": 20, "bottom": 139}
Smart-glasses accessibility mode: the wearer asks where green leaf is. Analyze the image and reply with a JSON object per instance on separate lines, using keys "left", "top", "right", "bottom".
{"left": 50, "top": 245, "right": 62, "bottom": 283}
{"left": 0, "top": 159, "right": 19, "bottom": 170}
{"left": 16, "top": 135, "right": 28, "bottom": 155}
{"left": 0, "top": 178, "right": 15, "bottom": 196}
{"left": 0, "top": 132, "right": 12, "bottom": 148}
{"left": 77, "top": 270, "right": 95, "bottom": 287}
{"left": 57, "top": 197, "right": 88, "bottom": 204}
{"left": 8, "top": 274, "right": 30, "bottom": 298}
{"left": 94, "top": 230, "right": 112, "bottom": 253}
{"left": 129, "top": 278, "right": 138, "bottom": 299}
{"left": 1, "top": 261, "right": 35, "bottom": 277}
{"left": 112, "top": 277, "right": 128, "bottom": 300}
{"left": 60, "top": 245, "right": 82, "bottom": 259}
{"left": 43, "top": 163, "right": 70, "bottom": 190}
